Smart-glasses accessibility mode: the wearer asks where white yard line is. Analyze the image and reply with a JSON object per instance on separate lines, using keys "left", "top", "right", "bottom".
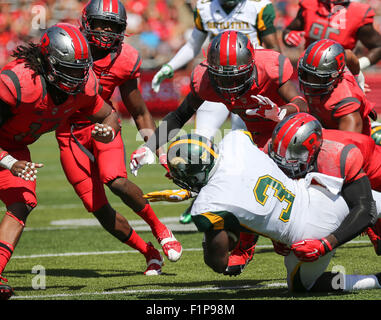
{"left": 10, "top": 282, "right": 288, "bottom": 300}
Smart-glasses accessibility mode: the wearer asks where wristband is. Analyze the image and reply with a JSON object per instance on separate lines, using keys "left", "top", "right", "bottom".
{"left": 320, "top": 237, "right": 333, "bottom": 253}
{"left": 0, "top": 151, "right": 9, "bottom": 161}
{"left": 290, "top": 95, "right": 307, "bottom": 104}
{"left": 359, "top": 56, "right": 371, "bottom": 70}
{"left": 0, "top": 154, "right": 18, "bottom": 170}
{"left": 285, "top": 102, "right": 300, "bottom": 113}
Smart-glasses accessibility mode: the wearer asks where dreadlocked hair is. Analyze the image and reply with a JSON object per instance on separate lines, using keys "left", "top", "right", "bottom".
{"left": 11, "top": 42, "right": 45, "bottom": 76}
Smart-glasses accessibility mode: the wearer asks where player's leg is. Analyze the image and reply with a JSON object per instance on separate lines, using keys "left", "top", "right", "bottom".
{"left": 93, "top": 203, "right": 164, "bottom": 275}
{"left": 0, "top": 147, "right": 36, "bottom": 299}
{"left": 94, "top": 131, "right": 182, "bottom": 262}
{"left": 57, "top": 126, "right": 165, "bottom": 273}
{"left": 224, "top": 232, "right": 258, "bottom": 276}
{"left": 285, "top": 252, "right": 381, "bottom": 292}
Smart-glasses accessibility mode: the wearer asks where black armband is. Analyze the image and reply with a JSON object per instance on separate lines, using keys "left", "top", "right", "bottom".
{"left": 145, "top": 100, "right": 197, "bottom": 152}
{"left": 332, "top": 176, "right": 377, "bottom": 246}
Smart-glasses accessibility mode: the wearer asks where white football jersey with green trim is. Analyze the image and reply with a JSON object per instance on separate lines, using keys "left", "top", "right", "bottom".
{"left": 190, "top": 130, "right": 359, "bottom": 244}
{"left": 194, "top": 0, "right": 271, "bottom": 47}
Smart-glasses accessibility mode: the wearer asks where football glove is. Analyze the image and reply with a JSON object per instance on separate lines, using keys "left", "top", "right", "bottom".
{"left": 143, "top": 189, "right": 193, "bottom": 202}
{"left": 291, "top": 238, "right": 333, "bottom": 262}
{"left": 91, "top": 123, "right": 116, "bottom": 143}
{"left": 246, "top": 95, "right": 286, "bottom": 122}
{"left": 151, "top": 64, "right": 174, "bottom": 93}
{"left": 158, "top": 153, "right": 172, "bottom": 179}
{"left": 130, "top": 145, "right": 155, "bottom": 176}
{"left": 284, "top": 31, "right": 304, "bottom": 47}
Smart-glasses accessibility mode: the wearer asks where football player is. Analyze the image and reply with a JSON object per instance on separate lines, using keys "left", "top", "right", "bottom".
{"left": 0, "top": 23, "right": 121, "bottom": 299}
{"left": 297, "top": 39, "right": 376, "bottom": 135}
{"left": 162, "top": 131, "right": 381, "bottom": 293}
{"left": 152, "top": 0, "right": 281, "bottom": 225}
{"left": 267, "top": 112, "right": 381, "bottom": 256}
{"left": 131, "top": 30, "right": 308, "bottom": 276}
{"left": 55, "top": 0, "right": 183, "bottom": 277}
{"left": 282, "top": 0, "right": 381, "bottom": 72}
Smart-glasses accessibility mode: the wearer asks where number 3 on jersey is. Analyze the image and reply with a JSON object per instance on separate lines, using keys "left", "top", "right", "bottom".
{"left": 253, "top": 175, "right": 295, "bottom": 222}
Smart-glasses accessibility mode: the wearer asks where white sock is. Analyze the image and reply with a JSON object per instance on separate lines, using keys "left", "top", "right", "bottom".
{"left": 344, "top": 275, "right": 381, "bottom": 291}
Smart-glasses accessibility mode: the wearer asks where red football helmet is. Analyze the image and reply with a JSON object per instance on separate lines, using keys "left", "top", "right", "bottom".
{"left": 298, "top": 39, "right": 346, "bottom": 96}
{"left": 82, "top": 0, "right": 127, "bottom": 50}
{"left": 40, "top": 23, "right": 92, "bottom": 94}
{"left": 207, "top": 31, "right": 255, "bottom": 103}
{"left": 268, "top": 113, "right": 323, "bottom": 178}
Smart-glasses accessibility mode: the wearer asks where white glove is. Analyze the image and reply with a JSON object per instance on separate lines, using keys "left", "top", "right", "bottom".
{"left": 246, "top": 95, "right": 286, "bottom": 122}
{"left": 129, "top": 146, "right": 155, "bottom": 176}
{"left": 151, "top": 64, "right": 174, "bottom": 93}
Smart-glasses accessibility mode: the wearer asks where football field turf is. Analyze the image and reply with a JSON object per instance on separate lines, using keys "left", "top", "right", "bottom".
{"left": 3, "top": 119, "right": 381, "bottom": 302}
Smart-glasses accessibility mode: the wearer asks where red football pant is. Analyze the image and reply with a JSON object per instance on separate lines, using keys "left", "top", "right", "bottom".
{"left": 56, "top": 124, "right": 127, "bottom": 212}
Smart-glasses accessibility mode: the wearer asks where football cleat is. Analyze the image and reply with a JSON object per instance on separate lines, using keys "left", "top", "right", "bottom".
{"left": 0, "top": 276, "right": 13, "bottom": 300}
{"left": 366, "top": 219, "right": 381, "bottom": 256}
{"left": 144, "top": 242, "right": 164, "bottom": 276}
{"left": 156, "top": 227, "right": 183, "bottom": 262}
{"left": 179, "top": 209, "right": 192, "bottom": 224}
{"left": 224, "top": 243, "right": 256, "bottom": 276}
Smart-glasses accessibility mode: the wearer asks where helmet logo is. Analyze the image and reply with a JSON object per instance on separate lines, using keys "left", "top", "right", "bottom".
{"left": 335, "top": 52, "right": 345, "bottom": 71}
{"left": 40, "top": 33, "right": 50, "bottom": 55}
{"left": 169, "top": 156, "right": 187, "bottom": 167}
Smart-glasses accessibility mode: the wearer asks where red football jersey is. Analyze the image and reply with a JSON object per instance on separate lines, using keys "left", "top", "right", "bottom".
{"left": 0, "top": 60, "right": 104, "bottom": 149}
{"left": 319, "top": 129, "right": 381, "bottom": 191}
{"left": 299, "top": 0, "right": 375, "bottom": 49}
{"left": 68, "top": 43, "right": 142, "bottom": 124}
{"left": 306, "top": 69, "right": 373, "bottom": 135}
{"left": 191, "top": 49, "right": 294, "bottom": 148}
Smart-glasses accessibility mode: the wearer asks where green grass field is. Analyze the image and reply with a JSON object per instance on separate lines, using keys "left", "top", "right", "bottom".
{"left": 3, "top": 119, "right": 381, "bottom": 302}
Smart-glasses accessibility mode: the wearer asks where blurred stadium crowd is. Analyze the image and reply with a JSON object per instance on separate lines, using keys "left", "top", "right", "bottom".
{"left": 1, "top": 0, "right": 381, "bottom": 114}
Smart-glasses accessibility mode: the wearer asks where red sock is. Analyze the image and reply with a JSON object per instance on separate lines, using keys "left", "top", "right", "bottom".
{"left": 135, "top": 204, "right": 166, "bottom": 238}
{"left": 0, "top": 241, "right": 14, "bottom": 275}
{"left": 124, "top": 229, "right": 149, "bottom": 255}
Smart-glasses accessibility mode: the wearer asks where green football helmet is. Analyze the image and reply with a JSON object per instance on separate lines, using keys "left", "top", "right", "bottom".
{"left": 167, "top": 134, "right": 219, "bottom": 193}
{"left": 371, "top": 123, "right": 381, "bottom": 146}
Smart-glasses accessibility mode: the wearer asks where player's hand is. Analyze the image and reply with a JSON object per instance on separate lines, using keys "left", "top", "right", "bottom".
{"left": 291, "top": 238, "right": 333, "bottom": 262}
{"left": 91, "top": 123, "right": 115, "bottom": 143}
{"left": 284, "top": 31, "right": 304, "bottom": 47}
{"left": 151, "top": 64, "right": 174, "bottom": 93}
{"left": 246, "top": 95, "right": 286, "bottom": 122}
{"left": 12, "top": 161, "right": 44, "bottom": 181}
{"left": 158, "top": 153, "right": 172, "bottom": 179}
{"left": 272, "top": 240, "right": 291, "bottom": 256}
{"left": 130, "top": 145, "right": 155, "bottom": 176}
{"left": 143, "top": 189, "right": 192, "bottom": 202}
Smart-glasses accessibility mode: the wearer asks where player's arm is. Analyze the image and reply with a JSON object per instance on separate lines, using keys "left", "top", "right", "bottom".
{"left": 278, "top": 80, "right": 309, "bottom": 115}
{"left": 87, "top": 99, "right": 121, "bottom": 143}
{"left": 130, "top": 92, "right": 204, "bottom": 176}
{"left": 119, "top": 78, "right": 156, "bottom": 142}
{"left": 144, "top": 92, "right": 203, "bottom": 153}
{"left": 196, "top": 211, "right": 241, "bottom": 273}
{"left": 256, "top": 3, "right": 281, "bottom": 52}
{"left": 337, "top": 111, "right": 363, "bottom": 133}
{"left": 151, "top": 21, "right": 207, "bottom": 92}
{"left": 282, "top": 8, "right": 305, "bottom": 47}
{"left": 356, "top": 24, "right": 381, "bottom": 70}
{"left": 292, "top": 144, "right": 378, "bottom": 262}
